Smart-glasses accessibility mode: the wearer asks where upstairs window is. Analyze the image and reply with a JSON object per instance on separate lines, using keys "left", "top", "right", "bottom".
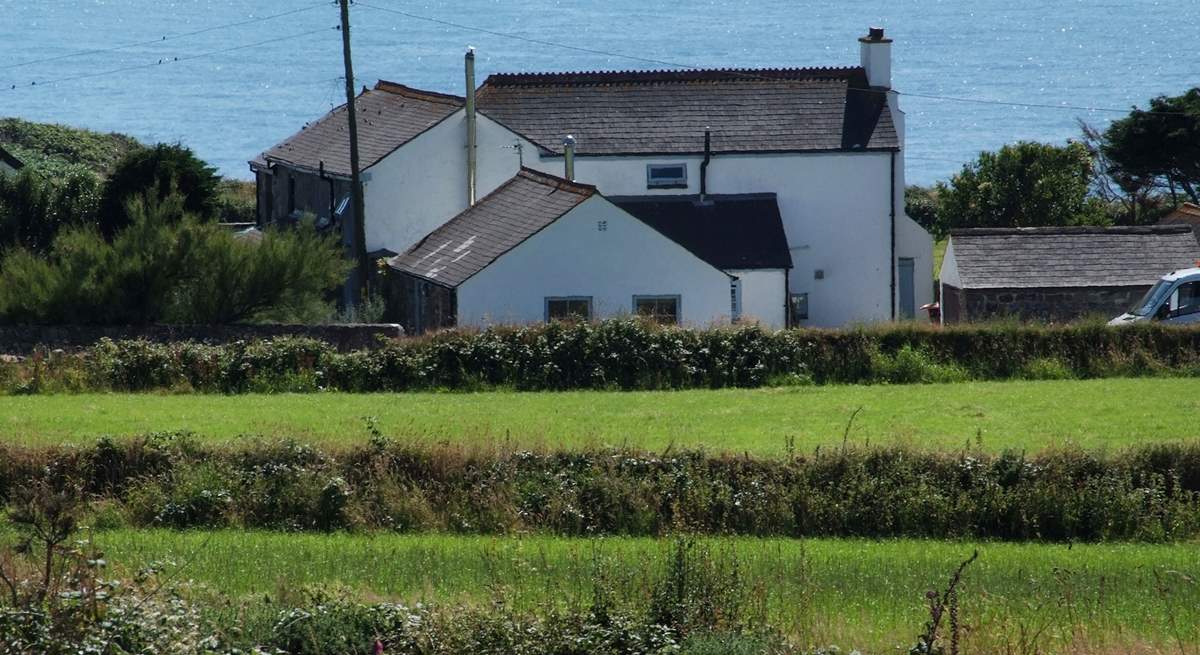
{"left": 646, "top": 163, "right": 687, "bottom": 189}
{"left": 634, "top": 295, "right": 680, "bottom": 325}
{"left": 546, "top": 296, "right": 592, "bottom": 323}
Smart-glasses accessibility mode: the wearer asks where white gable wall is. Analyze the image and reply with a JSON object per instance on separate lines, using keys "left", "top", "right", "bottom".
{"left": 457, "top": 196, "right": 732, "bottom": 327}
{"left": 363, "top": 110, "right": 534, "bottom": 253}
{"left": 523, "top": 151, "right": 932, "bottom": 327}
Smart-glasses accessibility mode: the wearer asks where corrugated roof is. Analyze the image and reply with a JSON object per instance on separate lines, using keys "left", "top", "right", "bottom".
{"left": 949, "top": 226, "right": 1200, "bottom": 289}
{"left": 389, "top": 168, "right": 595, "bottom": 287}
{"left": 475, "top": 67, "right": 898, "bottom": 155}
{"left": 258, "top": 81, "right": 463, "bottom": 176}
{"left": 610, "top": 194, "right": 792, "bottom": 270}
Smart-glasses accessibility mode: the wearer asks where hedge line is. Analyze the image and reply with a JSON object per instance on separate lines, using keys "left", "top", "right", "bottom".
{"left": 6, "top": 435, "right": 1199, "bottom": 541}
{"left": 4, "top": 319, "right": 1200, "bottom": 392}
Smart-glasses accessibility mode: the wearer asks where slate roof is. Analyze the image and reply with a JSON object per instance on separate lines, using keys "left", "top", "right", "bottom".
{"left": 0, "top": 145, "right": 23, "bottom": 171}
{"left": 475, "top": 67, "right": 897, "bottom": 155}
{"left": 610, "top": 194, "right": 792, "bottom": 270}
{"left": 1160, "top": 202, "right": 1200, "bottom": 226}
{"left": 257, "top": 81, "right": 463, "bottom": 176}
{"left": 389, "top": 168, "right": 596, "bottom": 287}
{"left": 948, "top": 226, "right": 1200, "bottom": 289}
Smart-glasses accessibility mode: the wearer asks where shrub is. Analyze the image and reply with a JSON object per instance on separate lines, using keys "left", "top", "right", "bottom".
{"left": 4, "top": 438, "right": 1200, "bottom": 542}
{"left": 97, "top": 143, "right": 220, "bottom": 237}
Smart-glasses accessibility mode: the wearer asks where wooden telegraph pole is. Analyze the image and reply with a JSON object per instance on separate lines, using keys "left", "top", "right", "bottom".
{"left": 339, "top": 0, "right": 370, "bottom": 301}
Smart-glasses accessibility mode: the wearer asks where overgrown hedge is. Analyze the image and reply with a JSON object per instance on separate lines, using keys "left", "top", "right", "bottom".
{"left": 6, "top": 435, "right": 1199, "bottom": 541}
{"left": 4, "top": 319, "right": 1200, "bottom": 393}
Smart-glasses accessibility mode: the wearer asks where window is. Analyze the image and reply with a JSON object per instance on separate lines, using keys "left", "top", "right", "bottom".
{"left": 1171, "top": 281, "right": 1200, "bottom": 317}
{"left": 634, "top": 295, "right": 680, "bottom": 324}
{"left": 789, "top": 293, "right": 809, "bottom": 326}
{"left": 334, "top": 195, "right": 351, "bottom": 218}
{"left": 287, "top": 175, "right": 297, "bottom": 214}
{"left": 545, "top": 297, "right": 592, "bottom": 322}
{"left": 646, "top": 163, "right": 688, "bottom": 189}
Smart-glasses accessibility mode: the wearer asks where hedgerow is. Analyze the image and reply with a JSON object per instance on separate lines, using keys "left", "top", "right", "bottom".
{"left": 4, "top": 436, "right": 1199, "bottom": 541}
{"left": 3, "top": 319, "right": 1200, "bottom": 393}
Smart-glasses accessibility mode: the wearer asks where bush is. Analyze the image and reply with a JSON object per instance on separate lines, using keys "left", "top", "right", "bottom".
{"left": 9, "top": 320, "right": 1200, "bottom": 394}
{"left": 97, "top": 143, "right": 220, "bottom": 237}
{"left": 0, "top": 193, "right": 349, "bottom": 326}
{"left": 4, "top": 438, "right": 1200, "bottom": 542}
{"left": 0, "top": 165, "right": 101, "bottom": 253}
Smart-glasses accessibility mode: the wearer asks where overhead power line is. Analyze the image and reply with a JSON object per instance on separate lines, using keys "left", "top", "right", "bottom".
{"left": 356, "top": 0, "right": 1192, "bottom": 117}
{"left": 1, "top": 2, "right": 330, "bottom": 71}
{"left": 5, "top": 26, "right": 338, "bottom": 91}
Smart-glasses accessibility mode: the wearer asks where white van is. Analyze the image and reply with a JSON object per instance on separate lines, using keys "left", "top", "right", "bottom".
{"left": 1109, "top": 267, "right": 1200, "bottom": 325}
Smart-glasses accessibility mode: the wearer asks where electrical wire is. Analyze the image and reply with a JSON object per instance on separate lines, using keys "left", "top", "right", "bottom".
{"left": 1, "top": 2, "right": 330, "bottom": 71}
{"left": 5, "top": 26, "right": 339, "bottom": 91}
{"left": 356, "top": 0, "right": 1193, "bottom": 117}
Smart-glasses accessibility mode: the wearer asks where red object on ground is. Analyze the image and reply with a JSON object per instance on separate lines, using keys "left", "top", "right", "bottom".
{"left": 373, "top": 639, "right": 384, "bottom": 654}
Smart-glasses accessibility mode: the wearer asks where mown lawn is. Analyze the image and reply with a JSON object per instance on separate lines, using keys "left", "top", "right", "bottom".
{"left": 97, "top": 530, "right": 1200, "bottom": 653}
{"left": 4, "top": 377, "right": 1199, "bottom": 454}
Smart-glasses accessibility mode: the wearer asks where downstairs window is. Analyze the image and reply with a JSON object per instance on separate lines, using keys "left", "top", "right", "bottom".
{"left": 634, "top": 295, "right": 680, "bottom": 325}
{"left": 545, "top": 297, "right": 593, "bottom": 322}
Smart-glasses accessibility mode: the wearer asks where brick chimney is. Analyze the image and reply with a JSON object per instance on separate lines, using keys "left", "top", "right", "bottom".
{"left": 858, "top": 26, "right": 892, "bottom": 89}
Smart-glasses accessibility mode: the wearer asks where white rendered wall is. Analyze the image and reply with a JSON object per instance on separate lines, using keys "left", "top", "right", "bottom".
{"left": 363, "top": 111, "right": 535, "bottom": 253}
{"left": 457, "top": 196, "right": 732, "bottom": 327}
{"left": 525, "top": 151, "right": 930, "bottom": 327}
{"left": 728, "top": 269, "right": 787, "bottom": 328}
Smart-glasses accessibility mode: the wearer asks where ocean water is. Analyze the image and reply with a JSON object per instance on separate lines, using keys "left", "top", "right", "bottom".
{"left": 1, "top": 0, "right": 1196, "bottom": 184}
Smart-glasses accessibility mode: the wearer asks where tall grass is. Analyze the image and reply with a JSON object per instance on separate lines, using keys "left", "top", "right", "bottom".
{"left": 93, "top": 531, "right": 1200, "bottom": 654}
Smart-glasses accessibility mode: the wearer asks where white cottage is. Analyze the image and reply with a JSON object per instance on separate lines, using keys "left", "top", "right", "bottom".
{"left": 252, "top": 27, "right": 932, "bottom": 333}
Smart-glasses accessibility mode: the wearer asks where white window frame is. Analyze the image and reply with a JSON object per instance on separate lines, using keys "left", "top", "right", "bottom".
{"left": 646, "top": 163, "right": 688, "bottom": 189}
{"left": 545, "top": 296, "right": 593, "bottom": 323}
{"left": 632, "top": 295, "right": 681, "bottom": 325}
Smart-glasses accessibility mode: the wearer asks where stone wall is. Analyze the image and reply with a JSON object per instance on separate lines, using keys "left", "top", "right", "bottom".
{"left": 955, "top": 285, "right": 1147, "bottom": 323}
{"left": 0, "top": 324, "right": 404, "bottom": 354}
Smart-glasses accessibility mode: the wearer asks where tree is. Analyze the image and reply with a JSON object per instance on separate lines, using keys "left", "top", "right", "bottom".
{"left": 935, "top": 141, "right": 1107, "bottom": 232}
{"left": 1079, "top": 120, "right": 1168, "bottom": 225}
{"left": 97, "top": 143, "right": 220, "bottom": 238}
{"left": 905, "top": 185, "right": 941, "bottom": 238}
{"left": 1101, "top": 87, "right": 1200, "bottom": 206}
{"left": 0, "top": 165, "right": 100, "bottom": 253}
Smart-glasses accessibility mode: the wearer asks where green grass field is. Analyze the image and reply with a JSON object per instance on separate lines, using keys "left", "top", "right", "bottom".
{"left": 4, "top": 378, "right": 1198, "bottom": 454}
{"left": 95, "top": 530, "right": 1200, "bottom": 653}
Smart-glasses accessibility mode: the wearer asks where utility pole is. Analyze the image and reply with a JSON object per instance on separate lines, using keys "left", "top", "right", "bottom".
{"left": 339, "top": 0, "right": 369, "bottom": 302}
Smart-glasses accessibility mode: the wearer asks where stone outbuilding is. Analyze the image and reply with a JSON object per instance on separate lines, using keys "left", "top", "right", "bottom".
{"left": 939, "top": 225, "right": 1200, "bottom": 323}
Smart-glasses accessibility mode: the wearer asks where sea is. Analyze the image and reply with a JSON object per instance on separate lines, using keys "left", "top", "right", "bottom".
{"left": 0, "top": 0, "right": 1196, "bottom": 184}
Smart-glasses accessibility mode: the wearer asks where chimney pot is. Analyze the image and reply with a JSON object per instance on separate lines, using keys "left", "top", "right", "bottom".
{"left": 868, "top": 27, "right": 885, "bottom": 41}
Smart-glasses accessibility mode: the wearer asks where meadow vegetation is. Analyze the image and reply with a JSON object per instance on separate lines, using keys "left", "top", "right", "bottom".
{"left": 3, "top": 377, "right": 1195, "bottom": 453}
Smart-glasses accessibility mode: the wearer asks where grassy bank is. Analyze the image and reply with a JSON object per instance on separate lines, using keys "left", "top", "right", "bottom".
{"left": 4, "top": 378, "right": 1198, "bottom": 454}
{"left": 94, "top": 530, "right": 1200, "bottom": 653}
